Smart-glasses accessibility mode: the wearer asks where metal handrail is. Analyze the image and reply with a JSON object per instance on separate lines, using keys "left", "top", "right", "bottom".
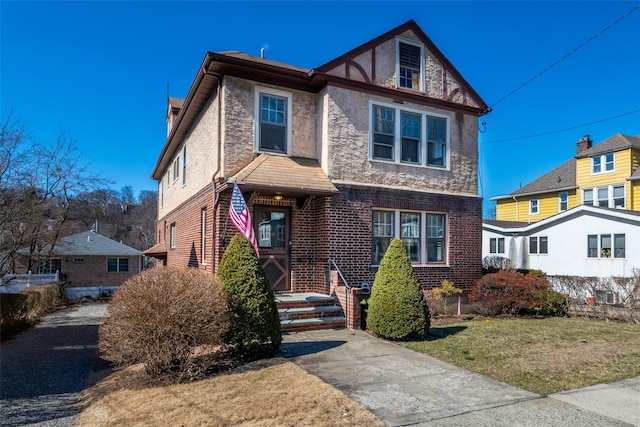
{"left": 328, "top": 259, "right": 350, "bottom": 329}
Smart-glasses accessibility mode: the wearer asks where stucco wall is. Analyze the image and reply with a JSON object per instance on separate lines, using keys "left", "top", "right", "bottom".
{"left": 221, "top": 76, "right": 318, "bottom": 177}
{"left": 322, "top": 85, "right": 478, "bottom": 195}
{"left": 158, "top": 91, "right": 219, "bottom": 218}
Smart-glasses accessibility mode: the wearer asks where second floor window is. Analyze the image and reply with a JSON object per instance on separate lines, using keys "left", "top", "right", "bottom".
{"left": 559, "top": 192, "right": 568, "bottom": 211}
{"left": 592, "top": 153, "right": 614, "bottom": 174}
{"left": 583, "top": 185, "right": 625, "bottom": 208}
{"left": 258, "top": 92, "right": 288, "bottom": 154}
{"left": 529, "top": 199, "right": 539, "bottom": 215}
{"left": 370, "top": 102, "right": 449, "bottom": 168}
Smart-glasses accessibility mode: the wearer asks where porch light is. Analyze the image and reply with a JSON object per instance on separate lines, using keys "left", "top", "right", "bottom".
{"left": 273, "top": 194, "right": 283, "bottom": 201}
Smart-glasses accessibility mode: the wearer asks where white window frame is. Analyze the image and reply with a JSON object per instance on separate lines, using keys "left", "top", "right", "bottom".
{"left": 182, "top": 145, "right": 187, "bottom": 186}
{"left": 559, "top": 192, "right": 568, "bottom": 212}
{"left": 170, "top": 223, "right": 176, "bottom": 249}
{"left": 489, "top": 237, "right": 505, "bottom": 254}
{"left": 583, "top": 188, "right": 593, "bottom": 206}
{"left": 254, "top": 86, "right": 293, "bottom": 156}
{"left": 369, "top": 100, "right": 450, "bottom": 169}
{"left": 529, "top": 236, "right": 548, "bottom": 255}
{"left": 173, "top": 155, "right": 180, "bottom": 183}
{"left": 529, "top": 199, "right": 539, "bottom": 215}
{"left": 591, "top": 153, "right": 615, "bottom": 175}
{"left": 582, "top": 185, "right": 625, "bottom": 208}
{"left": 395, "top": 38, "right": 424, "bottom": 92}
{"left": 372, "top": 208, "right": 447, "bottom": 266}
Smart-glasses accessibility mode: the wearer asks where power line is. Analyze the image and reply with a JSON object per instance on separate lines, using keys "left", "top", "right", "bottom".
{"left": 481, "top": 109, "right": 640, "bottom": 144}
{"left": 489, "top": 5, "right": 639, "bottom": 109}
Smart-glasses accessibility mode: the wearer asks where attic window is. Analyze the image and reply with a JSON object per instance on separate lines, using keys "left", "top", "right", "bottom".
{"left": 397, "top": 40, "right": 423, "bottom": 91}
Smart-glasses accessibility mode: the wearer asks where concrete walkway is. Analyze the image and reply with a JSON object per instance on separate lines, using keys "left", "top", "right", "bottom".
{"left": 281, "top": 329, "right": 640, "bottom": 426}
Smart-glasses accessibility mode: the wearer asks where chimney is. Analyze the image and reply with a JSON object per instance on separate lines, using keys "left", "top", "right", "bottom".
{"left": 577, "top": 135, "right": 593, "bottom": 154}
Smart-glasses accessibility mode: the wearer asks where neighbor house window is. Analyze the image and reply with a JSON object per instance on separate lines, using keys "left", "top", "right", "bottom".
{"left": 373, "top": 210, "right": 446, "bottom": 265}
{"left": 397, "top": 39, "right": 423, "bottom": 90}
{"left": 529, "top": 199, "right": 539, "bottom": 215}
{"left": 38, "top": 258, "right": 62, "bottom": 274}
{"left": 614, "top": 234, "right": 625, "bottom": 258}
{"left": 370, "top": 101, "right": 449, "bottom": 168}
{"left": 588, "top": 233, "right": 624, "bottom": 258}
{"left": 559, "top": 192, "right": 568, "bottom": 211}
{"left": 170, "top": 223, "right": 176, "bottom": 249}
{"left": 73, "top": 258, "right": 85, "bottom": 263}
{"left": 592, "top": 153, "right": 614, "bottom": 174}
{"left": 613, "top": 185, "right": 625, "bottom": 208}
{"left": 107, "top": 258, "right": 129, "bottom": 273}
{"left": 583, "top": 185, "right": 625, "bottom": 208}
{"left": 201, "top": 208, "right": 207, "bottom": 264}
{"left": 583, "top": 189, "right": 593, "bottom": 206}
{"left": 529, "top": 236, "right": 548, "bottom": 254}
{"left": 255, "top": 87, "right": 292, "bottom": 155}
{"left": 489, "top": 237, "right": 505, "bottom": 254}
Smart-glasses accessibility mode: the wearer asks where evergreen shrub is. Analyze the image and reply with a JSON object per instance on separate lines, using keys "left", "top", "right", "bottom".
{"left": 366, "top": 238, "right": 429, "bottom": 340}
{"left": 217, "top": 234, "right": 281, "bottom": 360}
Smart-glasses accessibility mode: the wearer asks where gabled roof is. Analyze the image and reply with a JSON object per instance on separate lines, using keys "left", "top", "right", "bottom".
{"left": 27, "top": 231, "right": 142, "bottom": 257}
{"left": 492, "top": 158, "right": 577, "bottom": 200}
{"left": 483, "top": 204, "right": 640, "bottom": 235}
{"left": 224, "top": 154, "right": 339, "bottom": 197}
{"left": 630, "top": 165, "right": 640, "bottom": 181}
{"left": 576, "top": 133, "right": 640, "bottom": 159}
{"left": 494, "top": 133, "right": 640, "bottom": 199}
{"left": 151, "top": 20, "right": 489, "bottom": 180}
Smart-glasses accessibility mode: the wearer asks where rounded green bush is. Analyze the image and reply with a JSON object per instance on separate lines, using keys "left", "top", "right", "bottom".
{"left": 366, "top": 238, "right": 429, "bottom": 340}
{"left": 217, "top": 234, "right": 281, "bottom": 360}
{"left": 98, "top": 267, "right": 229, "bottom": 378}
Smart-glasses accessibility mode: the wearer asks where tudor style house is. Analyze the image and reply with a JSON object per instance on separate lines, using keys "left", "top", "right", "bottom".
{"left": 492, "top": 133, "right": 640, "bottom": 222}
{"left": 148, "top": 20, "right": 489, "bottom": 328}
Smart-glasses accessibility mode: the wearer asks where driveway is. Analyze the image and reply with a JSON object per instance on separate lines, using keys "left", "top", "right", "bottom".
{"left": 0, "top": 303, "right": 107, "bottom": 427}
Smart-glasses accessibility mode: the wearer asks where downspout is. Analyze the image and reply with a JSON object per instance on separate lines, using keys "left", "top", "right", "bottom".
{"left": 512, "top": 196, "right": 519, "bottom": 222}
{"left": 207, "top": 70, "right": 222, "bottom": 273}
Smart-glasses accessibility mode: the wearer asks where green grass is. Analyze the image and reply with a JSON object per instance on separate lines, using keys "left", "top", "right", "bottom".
{"left": 400, "top": 317, "right": 640, "bottom": 396}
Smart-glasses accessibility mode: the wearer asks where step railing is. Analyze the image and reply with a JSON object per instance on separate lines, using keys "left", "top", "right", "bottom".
{"left": 328, "top": 259, "right": 351, "bottom": 329}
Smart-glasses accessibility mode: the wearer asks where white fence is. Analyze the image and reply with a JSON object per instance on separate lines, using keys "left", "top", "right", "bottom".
{"left": 0, "top": 271, "right": 60, "bottom": 293}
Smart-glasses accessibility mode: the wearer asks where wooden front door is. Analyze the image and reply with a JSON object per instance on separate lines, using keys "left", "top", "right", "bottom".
{"left": 255, "top": 206, "right": 290, "bottom": 292}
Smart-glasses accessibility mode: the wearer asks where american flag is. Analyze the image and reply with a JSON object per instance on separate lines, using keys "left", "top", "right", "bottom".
{"left": 229, "top": 182, "right": 259, "bottom": 256}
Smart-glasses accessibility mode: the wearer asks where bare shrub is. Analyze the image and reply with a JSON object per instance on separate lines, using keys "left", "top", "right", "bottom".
{"left": 99, "top": 267, "right": 229, "bottom": 379}
{"left": 482, "top": 256, "right": 512, "bottom": 274}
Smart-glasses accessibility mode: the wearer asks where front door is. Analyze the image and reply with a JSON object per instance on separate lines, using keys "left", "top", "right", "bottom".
{"left": 255, "top": 206, "right": 290, "bottom": 292}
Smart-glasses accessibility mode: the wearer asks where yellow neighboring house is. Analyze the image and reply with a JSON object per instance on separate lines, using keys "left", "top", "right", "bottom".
{"left": 493, "top": 134, "right": 640, "bottom": 222}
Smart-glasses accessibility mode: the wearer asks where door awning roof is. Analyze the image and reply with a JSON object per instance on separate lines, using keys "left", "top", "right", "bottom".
{"left": 143, "top": 242, "right": 167, "bottom": 257}
{"left": 221, "top": 154, "right": 339, "bottom": 197}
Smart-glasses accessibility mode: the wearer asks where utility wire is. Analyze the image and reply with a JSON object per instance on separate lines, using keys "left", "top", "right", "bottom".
{"left": 489, "top": 5, "right": 639, "bottom": 109}
{"left": 482, "top": 109, "right": 640, "bottom": 144}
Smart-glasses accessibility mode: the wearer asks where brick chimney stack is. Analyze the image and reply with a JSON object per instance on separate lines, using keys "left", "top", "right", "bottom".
{"left": 577, "top": 135, "right": 593, "bottom": 154}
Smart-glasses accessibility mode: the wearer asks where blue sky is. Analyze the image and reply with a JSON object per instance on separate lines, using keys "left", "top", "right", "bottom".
{"left": 2, "top": 1, "right": 639, "bottom": 216}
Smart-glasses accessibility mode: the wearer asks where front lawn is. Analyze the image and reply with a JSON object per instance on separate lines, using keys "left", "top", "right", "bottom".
{"left": 401, "top": 317, "right": 640, "bottom": 396}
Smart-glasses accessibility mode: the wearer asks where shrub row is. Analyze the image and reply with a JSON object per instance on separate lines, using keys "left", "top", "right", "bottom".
{"left": 1, "top": 284, "right": 60, "bottom": 340}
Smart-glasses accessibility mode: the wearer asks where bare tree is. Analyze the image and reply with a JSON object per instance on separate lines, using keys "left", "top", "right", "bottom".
{"left": 0, "top": 114, "right": 105, "bottom": 277}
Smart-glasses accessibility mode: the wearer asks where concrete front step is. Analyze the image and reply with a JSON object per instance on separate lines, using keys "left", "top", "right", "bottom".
{"left": 276, "top": 293, "right": 346, "bottom": 332}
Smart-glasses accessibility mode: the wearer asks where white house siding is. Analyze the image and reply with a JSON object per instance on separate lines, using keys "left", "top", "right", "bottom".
{"left": 322, "top": 84, "right": 478, "bottom": 195}
{"left": 482, "top": 207, "right": 640, "bottom": 278}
